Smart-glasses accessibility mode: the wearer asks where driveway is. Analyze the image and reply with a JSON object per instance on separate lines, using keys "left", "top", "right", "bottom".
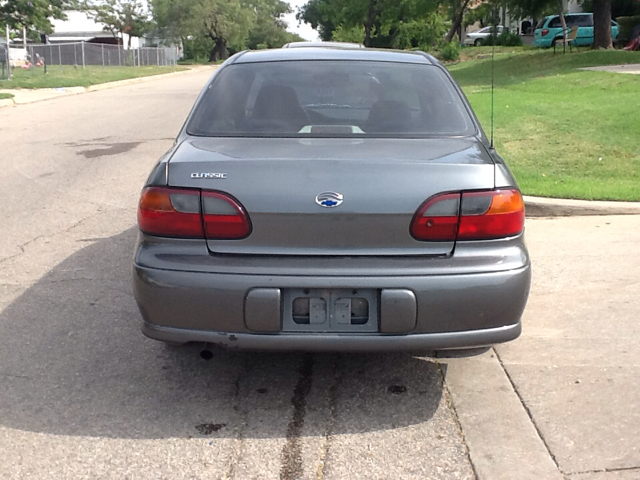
{"left": 0, "top": 69, "right": 638, "bottom": 479}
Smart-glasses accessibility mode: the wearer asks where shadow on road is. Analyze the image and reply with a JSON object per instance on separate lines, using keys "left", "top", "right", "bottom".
{"left": 0, "top": 228, "right": 445, "bottom": 440}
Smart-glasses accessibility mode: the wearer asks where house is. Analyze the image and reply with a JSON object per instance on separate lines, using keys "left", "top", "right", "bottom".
{"left": 49, "top": 10, "right": 142, "bottom": 48}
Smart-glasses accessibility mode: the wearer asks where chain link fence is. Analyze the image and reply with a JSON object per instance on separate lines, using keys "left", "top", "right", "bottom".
{"left": 27, "top": 42, "right": 179, "bottom": 68}
{"left": 1, "top": 44, "right": 9, "bottom": 80}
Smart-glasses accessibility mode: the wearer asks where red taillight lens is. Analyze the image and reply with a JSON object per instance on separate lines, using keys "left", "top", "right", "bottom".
{"left": 410, "top": 193, "right": 461, "bottom": 241}
{"left": 542, "top": 29, "right": 549, "bottom": 36}
{"left": 138, "top": 187, "right": 203, "bottom": 238}
{"left": 411, "top": 189, "right": 524, "bottom": 242}
{"left": 137, "top": 187, "right": 251, "bottom": 239}
{"left": 202, "top": 191, "right": 251, "bottom": 239}
{"left": 458, "top": 190, "right": 525, "bottom": 240}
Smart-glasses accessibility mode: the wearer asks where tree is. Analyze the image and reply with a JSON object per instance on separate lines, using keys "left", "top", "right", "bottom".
{"left": 444, "top": 0, "right": 472, "bottom": 43}
{"left": 85, "top": 0, "right": 153, "bottom": 48}
{"left": 151, "top": 0, "right": 257, "bottom": 61}
{"left": 298, "top": 0, "right": 440, "bottom": 47}
{"left": 246, "top": 0, "right": 304, "bottom": 49}
{"left": 592, "top": 0, "right": 613, "bottom": 48}
{"left": 0, "top": 0, "right": 68, "bottom": 35}
{"left": 296, "top": 0, "right": 337, "bottom": 41}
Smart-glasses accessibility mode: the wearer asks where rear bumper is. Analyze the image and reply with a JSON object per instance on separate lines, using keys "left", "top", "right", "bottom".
{"left": 133, "top": 259, "right": 531, "bottom": 351}
{"left": 142, "top": 320, "right": 522, "bottom": 352}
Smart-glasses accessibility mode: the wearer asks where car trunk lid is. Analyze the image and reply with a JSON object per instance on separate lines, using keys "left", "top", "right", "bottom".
{"left": 167, "top": 137, "right": 496, "bottom": 256}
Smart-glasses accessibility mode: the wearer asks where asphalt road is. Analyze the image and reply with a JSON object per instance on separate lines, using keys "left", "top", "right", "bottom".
{"left": 0, "top": 69, "right": 638, "bottom": 480}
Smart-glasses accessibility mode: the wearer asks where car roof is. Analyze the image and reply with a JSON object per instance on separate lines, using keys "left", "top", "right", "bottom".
{"left": 545, "top": 12, "right": 591, "bottom": 17}
{"left": 283, "top": 41, "right": 364, "bottom": 49}
{"left": 232, "top": 47, "right": 437, "bottom": 65}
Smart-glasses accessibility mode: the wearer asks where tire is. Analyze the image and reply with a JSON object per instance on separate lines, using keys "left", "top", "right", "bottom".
{"left": 474, "top": 39, "right": 481, "bottom": 46}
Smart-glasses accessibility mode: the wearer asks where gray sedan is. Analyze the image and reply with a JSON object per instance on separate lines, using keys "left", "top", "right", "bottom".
{"left": 132, "top": 47, "right": 530, "bottom": 351}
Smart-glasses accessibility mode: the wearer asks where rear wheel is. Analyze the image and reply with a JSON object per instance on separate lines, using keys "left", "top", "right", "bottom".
{"left": 474, "top": 39, "right": 482, "bottom": 46}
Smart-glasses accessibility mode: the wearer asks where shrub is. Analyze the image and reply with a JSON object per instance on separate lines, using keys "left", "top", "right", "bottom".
{"left": 482, "top": 30, "right": 523, "bottom": 46}
{"left": 439, "top": 40, "right": 461, "bottom": 61}
{"left": 616, "top": 15, "right": 640, "bottom": 46}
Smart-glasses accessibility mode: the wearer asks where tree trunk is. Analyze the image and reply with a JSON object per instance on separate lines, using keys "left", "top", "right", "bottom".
{"left": 445, "top": 0, "right": 471, "bottom": 44}
{"left": 209, "top": 37, "right": 228, "bottom": 62}
{"left": 363, "top": 0, "right": 377, "bottom": 47}
{"left": 557, "top": 0, "right": 568, "bottom": 47}
{"left": 592, "top": 0, "right": 613, "bottom": 49}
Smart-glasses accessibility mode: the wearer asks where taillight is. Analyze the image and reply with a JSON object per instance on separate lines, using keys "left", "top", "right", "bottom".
{"left": 138, "top": 187, "right": 203, "bottom": 238}
{"left": 410, "top": 193, "right": 460, "bottom": 241}
{"left": 202, "top": 191, "right": 251, "bottom": 239}
{"left": 458, "top": 190, "right": 525, "bottom": 240}
{"left": 411, "top": 189, "right": 524, "bottom": 242}
{"left": 542, "top": 29, "right": 549, "bottom": 36}
{"left": 137, "top": 187, "right": 250, "bottom": 239}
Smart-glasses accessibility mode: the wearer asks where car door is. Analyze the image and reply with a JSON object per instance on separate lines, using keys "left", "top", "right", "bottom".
{"left": 575, "top": 14, "right": 594, "bottom": 46}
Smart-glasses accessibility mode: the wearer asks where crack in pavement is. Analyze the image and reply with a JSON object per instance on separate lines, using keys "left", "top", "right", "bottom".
{"left": 0, "top": 207, "right": 129, "bottom": 266}
{"left": 565, "top": 465, "right": 640, "bottom": 476}
{"left": 436, "top": 354, "right": 479, "bottom": 480}
{"left": 280, "top": 354, "right": 314, "bottom": 480}
{"left": 225, "top": 356, "right": 250, "bottom": 480}
{"left": 493, "top": 347, "right": 563, "bottom": 474}
{"left": 316, "top": 356, "right": 342, "bottom": 480}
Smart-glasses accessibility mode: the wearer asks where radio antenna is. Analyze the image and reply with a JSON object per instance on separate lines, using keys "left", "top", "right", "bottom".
{"left": 490, "top": 24, "right": 495, "bottom": 148}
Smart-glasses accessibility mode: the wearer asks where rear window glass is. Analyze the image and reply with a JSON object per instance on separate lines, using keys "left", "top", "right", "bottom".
{"left": 548, "top": 17, "right": 562, "bottom": 28}
{"left": 575, "top": 15, "right": 593, "bottom": 27}
{"left": 536, "top": 19, "right": 548, "bottom": 30}
{"left": 187, "top": 61, "right": 475, "bottom": 138}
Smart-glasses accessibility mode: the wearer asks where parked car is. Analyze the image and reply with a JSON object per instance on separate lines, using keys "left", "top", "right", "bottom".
{"left": 464, "top": 26, "right": 507, "bottom": 46}
{"left": 132, "top": 47, "right": 531, "bottom": 352}
{"left": 533, "top": 13, "right": 619, "bottom": 48}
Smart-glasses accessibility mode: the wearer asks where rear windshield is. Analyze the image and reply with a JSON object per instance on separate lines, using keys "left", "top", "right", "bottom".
{"left": 187, "top": 61, "right": 476, "bottom": 138}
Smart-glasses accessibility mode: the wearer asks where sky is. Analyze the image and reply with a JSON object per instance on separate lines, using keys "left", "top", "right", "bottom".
{"left": 283, "top": 0, "right": 319, "bottom": 41}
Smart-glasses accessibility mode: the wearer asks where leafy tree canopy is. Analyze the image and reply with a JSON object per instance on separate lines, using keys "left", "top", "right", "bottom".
{"left": 1, "top": 0, "right": 69, "bottom": 34}
{"left": 297, "top": 0, "right": 442, "bottom": 47}
{"left": 84, "top": 0, "right": 153, "bottom": 47}
{"left": 151, "top": 0, "right": 302, "bottom": 61}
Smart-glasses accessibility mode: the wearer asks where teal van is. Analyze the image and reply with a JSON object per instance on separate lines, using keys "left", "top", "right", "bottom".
{"left": 533, "top": 13, "right": 619, "bottom": 48}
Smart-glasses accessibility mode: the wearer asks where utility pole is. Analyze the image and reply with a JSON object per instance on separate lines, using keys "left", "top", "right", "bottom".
{"left": 5, "top": 24, "right": 11, "bottom": 78}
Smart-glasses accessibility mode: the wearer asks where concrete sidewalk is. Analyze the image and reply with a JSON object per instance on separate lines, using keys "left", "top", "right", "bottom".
{"left": 444, "top": 215, "right": 640, "bottom": 480}
{"left": 581, "top": 63, "right": 640, "bottom": 74}
{"left": 0, "top": 65, "right": 216, "bottom": 108}
{"left": 525, "top": 195, "right": 640, "bottom": 217}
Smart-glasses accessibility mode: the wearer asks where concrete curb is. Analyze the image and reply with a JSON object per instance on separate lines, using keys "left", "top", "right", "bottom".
{"left": 0, "top": 65, "right": 216, "bottom": 107}
{"left": 524, "top": 195, "right": 640, "bottom": 217}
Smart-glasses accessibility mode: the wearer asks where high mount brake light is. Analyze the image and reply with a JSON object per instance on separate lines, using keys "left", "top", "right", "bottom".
{"left": 411, "top": 189, "right": 525, "bottom": 242}
{"left": 137, "top": 187, "right": 251, "bottom": 240}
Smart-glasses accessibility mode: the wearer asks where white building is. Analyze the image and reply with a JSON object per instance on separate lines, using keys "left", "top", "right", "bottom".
{"left": 49, "top": 10, "right": 142, "bottom": 49}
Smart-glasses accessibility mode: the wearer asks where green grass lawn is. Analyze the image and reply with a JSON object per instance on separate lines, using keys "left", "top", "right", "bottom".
{"left": 0, "top": 92, "right": 14, "bottom": 99}
{"left": 2, "top": 65, "right": 186, "bottom": 89}
{"left": 449, "top": 48, "right": 640, "bottom": 201}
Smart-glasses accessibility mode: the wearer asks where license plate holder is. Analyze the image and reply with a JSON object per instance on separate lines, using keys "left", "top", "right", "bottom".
{"left": 282, "top": 288, "right": 379, "bottom": 333}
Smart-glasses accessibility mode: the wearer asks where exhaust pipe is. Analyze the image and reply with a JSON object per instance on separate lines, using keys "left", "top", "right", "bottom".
{"left": 199, "top": 345, "right": 214, "bottom": 360}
